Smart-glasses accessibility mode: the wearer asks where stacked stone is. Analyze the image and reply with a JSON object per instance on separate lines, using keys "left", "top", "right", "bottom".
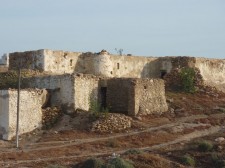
{"left": 164, "top": 69, "right": 183, "bottom": 91}
{"left": 91, "top": 113, "right": 132, "bottom": 133}
{"left": 42, "top": 107, "right": 62, "bottom": 129}
{"left": 164, "top": 67, "right": 203, "bottom": 91}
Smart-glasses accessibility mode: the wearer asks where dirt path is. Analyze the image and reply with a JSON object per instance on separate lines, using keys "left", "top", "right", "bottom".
{"left": 0, "top": 114, "right": 210, "bottom": 154}
{"left": 0, "top": 113, "right": 225, "bottom": 168}
{"left": 0, "top": 125, "right": 222, "bottom": 167}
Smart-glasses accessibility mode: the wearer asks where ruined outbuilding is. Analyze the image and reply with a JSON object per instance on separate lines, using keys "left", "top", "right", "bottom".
{"left": 1, "top": 49, "right": 225, "bottom": 140}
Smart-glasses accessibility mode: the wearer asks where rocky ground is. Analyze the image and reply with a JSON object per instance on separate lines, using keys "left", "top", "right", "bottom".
{"left": 1, "top": 90, "right": 225, "bottom": 168}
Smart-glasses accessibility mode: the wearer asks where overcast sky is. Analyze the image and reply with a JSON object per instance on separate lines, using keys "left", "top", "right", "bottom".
{"left": 0, "top": 0, "right": 225, "bottom": 58}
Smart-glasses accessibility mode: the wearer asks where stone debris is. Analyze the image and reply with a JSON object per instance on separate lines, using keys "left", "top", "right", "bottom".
{"left": 91, "top": 113, "right": 132, "bottom": 133}
{"left": 215, "top": 137, "right": 225, "bottom": 143}
{"left": 42, "top": 107, "right": 62, "bottom": 129}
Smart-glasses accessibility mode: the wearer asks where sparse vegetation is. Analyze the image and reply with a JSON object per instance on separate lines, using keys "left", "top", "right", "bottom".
{"left": 180, "top": 67, "right": 196, "bottom": 93}
{"left": 211, "top": 153, "right": 225, "bottom": 168}
{"left": 78, "top": 158, "right": 105, "bottom": 168}
{"left": 107, "top": 138, "right": 119, "bottom": 148}
{"left": 89, "top": 99, "right": 109, "bottom": 120}
{"left": 198, "top": 140, "right": 213, "bottom": 152}
{"left": 181, "top": 154, "right": 195, "bottom": 166}
{"left": 107, "top": 157, "right": 134, "bottom": 168}
{"left": 124, "top": 149, "right": 143, "bottom": 155}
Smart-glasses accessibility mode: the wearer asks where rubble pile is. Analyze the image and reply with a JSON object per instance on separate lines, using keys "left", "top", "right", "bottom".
{"left": 42, "top": 106, "right": 63, "bottom": 129}
{"left": 91, "top": 113, "right": 132, "bottom": 133}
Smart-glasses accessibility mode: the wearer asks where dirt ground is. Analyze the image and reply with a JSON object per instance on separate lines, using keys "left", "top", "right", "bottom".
{"left": 1, "top": 90, "right": 225, "bottom": 168}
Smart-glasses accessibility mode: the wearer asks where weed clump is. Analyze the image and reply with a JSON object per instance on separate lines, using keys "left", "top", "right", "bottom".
{"left": 89, "top": 99, "right": 109, "bottom": 120}
{"left": 181, "top": 154, "right": 195, "bottom": 167}
{"left": 107, "top": 157, "right": 134, "bottom": 168}
{"left": 198, "top": 140, "right": 213, "bottom": 152}
{"left": 180, "top": 67, "right": 196, "bottom": 93}
{"left": 124, "top": 149, "right": 143, "bottom": 155}
{"left": 211, "top": 154, "right": 225, "bottom": 168}
{"left": 79, "top": 158, "right": 105, "bottom": 168}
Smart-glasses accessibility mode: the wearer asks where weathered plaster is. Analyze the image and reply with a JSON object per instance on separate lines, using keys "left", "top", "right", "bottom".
{"left": 195, "top": 58, "right": 225, "bottom": 92}
{"left": 0, "top": 89, "right": 45, "bottom": 140}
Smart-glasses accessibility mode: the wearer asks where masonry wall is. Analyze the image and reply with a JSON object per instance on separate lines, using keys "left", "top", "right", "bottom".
{"left": 43, "top": 50, "right": 82, "bottom": 74}
{"left": 74, "top": 75, "right": 100, "bottom": 111}
{"left": 9, "top": 50, "right": 45, "bottom": 71}
{"left": 0, "top": 90, "right": 9, "bottom": 139}
{"left": 106, "top": 79, "right": 132, "bottom": 114}
{"left": 132, "top": 79, "right": 168, "bottom": 116}
{"left": 23, "top": 74, "right": 75, "bottom": 113}
{"left": 109, "top": 55, "right": 161, "bottom": 78}
{"left": 0, "top": 89, "right": 45, "bottom": 140}
{"left": 195, "top": 58, "right": 225, "bottom": 92}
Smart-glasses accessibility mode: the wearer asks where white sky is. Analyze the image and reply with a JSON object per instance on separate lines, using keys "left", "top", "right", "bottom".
{"left": 0, "top": 0, "right": 225, "bottom": 58}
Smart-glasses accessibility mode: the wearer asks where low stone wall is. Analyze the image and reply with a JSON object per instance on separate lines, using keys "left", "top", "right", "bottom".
{"left": 0, "top": 89, "right": 46, "bottom": 140}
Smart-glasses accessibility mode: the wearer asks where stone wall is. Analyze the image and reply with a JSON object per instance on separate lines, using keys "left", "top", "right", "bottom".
{"left": 106, "top": 79, "right": 132, "bottom": 114}
{"left": 106, "top": 78, "right": 168, "bottom": 116}
{"left": 7, "top": 49, "right": 167, "bottom": 78}
{"left": 9, "top": 50, "right": 45, "bottom": 71}
{"left": 23, "top": 73, "right": 102, "bottom": 113}
{"left": 43, "top": 49, "right": 82, "bottom": 74}
{"left": 74, "top": 75, "right": 100, "bottom": 111}
{"left": 195, "top": 58, "right": 225, "bottom": 92}
{"left": 0, "top": 89, "right": 46, "bottom": 140}
{"left": 132, "top": 79, "right": 168, "bottom": 116}
{"left": 23, "top": 74, "right": 75, "bottom": 113}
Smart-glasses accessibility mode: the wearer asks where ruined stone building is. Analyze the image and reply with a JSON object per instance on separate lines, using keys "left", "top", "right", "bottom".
{"left": 0, "top": 49, "right": 225, "bottom": 140}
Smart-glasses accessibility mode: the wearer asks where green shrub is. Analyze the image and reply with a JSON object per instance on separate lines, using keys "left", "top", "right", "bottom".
{"left": 107, "top": 157, "right": 134, "bottom": 168}
{"left": 180, "top": 67, "right": 196, "bottom": 93}
{"left": 198, "top": 141, "right": 213, "bottom": 152}
{"left": 181, "top": 154, "right": 195, "bottom": 166}
{"left": 124, "top": 149, "right": 143, "bottom": 155}
{"left": 89, "top": 99, "right": 109, "bottom": 120}
{"left": 211, "top": 154, "right": 225, "bottom": 168}
{"left": 79, "top": 158, "right": 105, "bottom": 168}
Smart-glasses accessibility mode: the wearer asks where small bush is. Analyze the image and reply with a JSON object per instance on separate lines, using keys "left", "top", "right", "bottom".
{"left": 89, "top": 100, "right": 109, "bottom": 120}
{"left": 180, "top": 67, "right": 196, "bottom": 93}
{"left": 198, "top": 141, "right": 213, "bottom": 152}
{"left": 107, "top": 139, "right": 119, "bottom": 148}
{"left": 107, "top": 157, "right": 134, "bottom": 168}
{"left": 79, "top": 158, "right": 105, "bottom": 168}
{"left": 181, "top": 155, "right": 195, "bottom": 166}
{"left": 124, "top": 149, "right": 143, "bottom": 155}
{"left": 211, "top": 154, "right": 225, "bottom": 168}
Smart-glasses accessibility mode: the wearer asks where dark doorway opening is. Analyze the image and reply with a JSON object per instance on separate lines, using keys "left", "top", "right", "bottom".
{"left": 100, "top": 87, "right": 107, "bottom": 109}
{"left": 160, "top": 70, "right": 167, "bottom": 79}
